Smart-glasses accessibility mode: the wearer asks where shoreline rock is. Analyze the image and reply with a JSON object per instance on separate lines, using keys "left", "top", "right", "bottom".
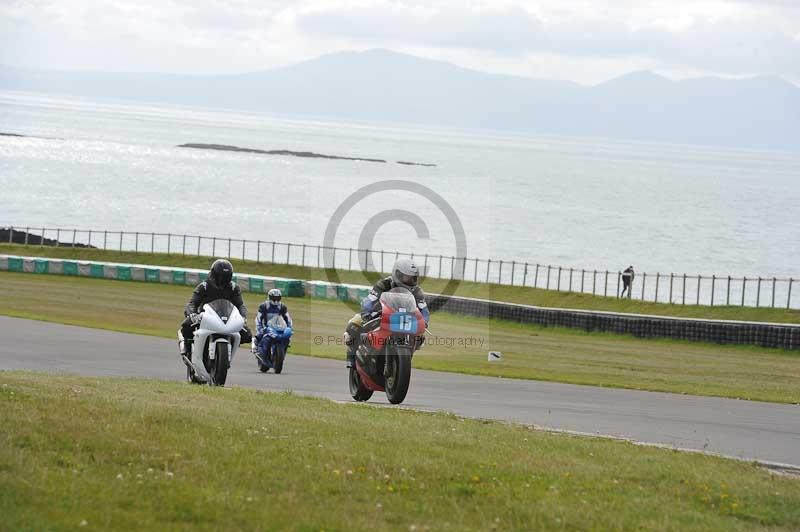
{"left": 178, "top": 143, "right": 436, "bottom": 167}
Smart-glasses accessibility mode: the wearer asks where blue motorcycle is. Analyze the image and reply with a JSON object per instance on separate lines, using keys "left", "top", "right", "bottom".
{"left": 255, "top": 316, "right": 293, "bottom": 374}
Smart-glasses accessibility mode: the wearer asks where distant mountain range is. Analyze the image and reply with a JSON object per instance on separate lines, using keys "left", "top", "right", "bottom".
{"left": 2, "top": 49, "right": 798, "bottom": 151}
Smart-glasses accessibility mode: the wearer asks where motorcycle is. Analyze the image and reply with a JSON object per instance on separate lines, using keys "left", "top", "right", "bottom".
{"left": 178, "top": 299, "right": 245, "bottom": 386}
{"left": 348, "top": 287, "right": 426, "bottom": 405}
{"left": 254, "top": 315, "right": 293, "bottom": 374}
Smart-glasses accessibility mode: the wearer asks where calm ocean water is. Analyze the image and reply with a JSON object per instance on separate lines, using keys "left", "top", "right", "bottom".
{"left": 1, "top": 91, "right": 798, "bottom": 279}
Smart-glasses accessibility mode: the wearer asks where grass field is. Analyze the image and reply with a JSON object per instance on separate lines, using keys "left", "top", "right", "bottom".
{"left": 1, "top": 372, "right": 798, "bottom": 531}
{"left": 2, "top": 243, "right": 798, "bottom": 324}
{"left": 2, "top": 271, "right": 799, "bottom": 403}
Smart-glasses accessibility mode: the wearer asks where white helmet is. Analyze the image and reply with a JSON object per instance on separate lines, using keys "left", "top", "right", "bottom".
{"left": 268, "top": 288, "right": 282, "bottom": 303}
{"left": 391, "top": 258, "right": 419, "bottom": 289}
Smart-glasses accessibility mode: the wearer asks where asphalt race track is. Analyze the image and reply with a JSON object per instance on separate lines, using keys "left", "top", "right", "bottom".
{"left": 2, "top": 316, "right": 798, "bottom": 468}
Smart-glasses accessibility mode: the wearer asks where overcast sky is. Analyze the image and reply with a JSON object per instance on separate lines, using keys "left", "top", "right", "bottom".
{"left": 1, "top": 0, "right": 798, "bottom": 85}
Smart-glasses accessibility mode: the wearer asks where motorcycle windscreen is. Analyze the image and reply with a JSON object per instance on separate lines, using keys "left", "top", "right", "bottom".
{"left": 267, "top": 315, "right": 287, "bottom": 329}
{"left": 381, "top": 290, "right": 421, "bottom": 334}
{"left": 206, "top": 299, "right": 236, "bottom": 322}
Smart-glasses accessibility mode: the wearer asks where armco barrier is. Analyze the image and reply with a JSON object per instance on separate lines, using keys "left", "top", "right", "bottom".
{"left": 2, "top": 255, "right": 798, "bottom": 350}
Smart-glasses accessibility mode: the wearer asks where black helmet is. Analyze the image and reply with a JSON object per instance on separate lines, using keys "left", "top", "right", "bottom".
{"left": 268, "top": 288, "right": 282, "bottom": 304}
{"left": 391, "top": 258, "right": 419, "bottom": 289}
{"left": 209, "top": 259, "right": 233, "bottom": 287}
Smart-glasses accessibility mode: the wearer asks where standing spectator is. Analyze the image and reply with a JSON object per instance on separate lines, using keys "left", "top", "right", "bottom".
{"left": 620, "top": 266, "right": 635, "bottom": 298}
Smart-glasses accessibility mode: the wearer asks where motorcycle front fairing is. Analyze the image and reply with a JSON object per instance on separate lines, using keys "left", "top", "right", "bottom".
{"left": 191, "top": 299, "right": 245, "bottom": 380}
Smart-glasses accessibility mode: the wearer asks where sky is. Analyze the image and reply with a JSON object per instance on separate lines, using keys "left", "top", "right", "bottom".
{"left": 1, "top": 0, "right": 798, "bottom": 85}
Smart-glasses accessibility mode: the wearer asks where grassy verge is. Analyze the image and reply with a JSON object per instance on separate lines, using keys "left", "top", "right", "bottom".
{"left": 2, "top": 243, "right": 798, "bottom": 324}
{"left": 1, "top": 372, "right": 798, "bottom": 531}
{"left": 2, "top": 271, "right": 799, "bottom": 403}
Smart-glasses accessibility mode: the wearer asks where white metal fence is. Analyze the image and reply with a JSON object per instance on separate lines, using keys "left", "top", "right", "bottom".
{"left": 2, "top": 225, "right": 797, "bottom": 309}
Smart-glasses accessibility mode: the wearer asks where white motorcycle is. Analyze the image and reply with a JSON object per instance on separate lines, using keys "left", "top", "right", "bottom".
{"left": 178, "top": 299, "right": 245, "bottom": 386}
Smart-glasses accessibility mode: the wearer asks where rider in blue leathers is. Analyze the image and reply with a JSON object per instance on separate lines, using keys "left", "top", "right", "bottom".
{"left": 254, "top": 289, "right": 292, "bottom": 366}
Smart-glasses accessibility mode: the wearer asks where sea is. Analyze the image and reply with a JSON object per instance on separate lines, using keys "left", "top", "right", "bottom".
{"left": 1, "top": 90, "right": 798, "bottom": 281}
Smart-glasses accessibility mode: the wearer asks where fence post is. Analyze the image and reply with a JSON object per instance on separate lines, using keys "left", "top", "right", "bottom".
{"left": 40, "top": 227, "right": 45, "bottom": 247}
{"left": 381, "top": 250, "right": 385, "bottom": 273}
{"left": 256, "top": 241, "right": 261, "bottom": 263}
{"left": 461, "top": 256, "right": 467, "bottom": 280}
{"left": 196, "top": 236, "right": 201, "bottom": 257}
{"left": 474, "top": 258, "right": 479, "bottom": 282}
{"left": 85, "top": 229, "right": 89, "bottom": 247}
{"left": 103, "top": 230, "right": 108, "bottom": 250}
{"left": 616, "top": 271, "right": 620, "bottom": 297}
{"left": 451, "top": 256, "right": 456, "bottom": 280}
{"left": 167, "top": 233, "right": 171, "bottom": 254}
{"left": 7, "top": 226, "right": 12, "bottom": 244}
{"left": 212, "top": 237, "right": 216, "bottom": 257}
{"left": 557, "top": 266, "right": 562, "bottom": 291}
{"left": 756, "top": 277, "right": 762, "bottom": 307}
{"left": 710, "top": 275, "right": 715, "bottom": 306}
{"left": 286, "top": 243, "right": 290, "bottom": 265}
{"left": 302, "top": 244, "right": 306, "bottom": 267}
{"left": 119, "top": 231, "right": 123, "bottom": 252}
{"left": 227, "top": 238, "right": 231, "bottom": 259}
{"left": 534, "top": 264, "right": 540, "bottom": 288}
{"left": 72, "top": 229, "right": 76, "bottom": 247}
{"left": 655, "top": 273, "right": 660, "bottom": 303}
{"left": 580, "top": 269, "right": 585, "bottom": 292}
{"left": 24, "top": 226, "right": 31, "bottom": 245}
{"left": 511, "top": 261, "right": 516, "bottom": 286}
{"left": 498, "top": 261, "right": 504, "bottom": 284}
{"left": 568, "top": 268, "right": 573, "bottom": 292}
{"left": 317, "top": 246, "right": 322, "bottom": 268}
{"left": 135, "top": 232, "right": 139, "bottom": 252}
{"left": 439, "top": 255, "right": 443, "bottom": 279}
{"left": 664, "top": 273, "right": 672, "bottom": 303}
{"left": 741, "top": 277, "right": 746, "bottom": 306}
{"left": 523, "top": 263, "right": 528, "bottom": 286}
{"left": 241, "top": 240, "right": 246, "bottom": 261}
{"left": 771, "top": 277, "right": 776, "bottom": 308}
{"left": 726, "top": 276, "right": 731, "bottom": 306}
{"left": 696, "top": 275, "right": 701, "bottom": 305}
{"left": 788, "top": 278, "right": 793, "bottom": 310}
{"left": 151, "top": 232, "right": 155, "bottom": 253}
{"left": 682, "top": 274, "right": 686, "bottom": 305}
{"left": 271, "top": 242, "right": 275, "bottom": 263}
{"left": 641, "top": 272, "right": 647, "bottom": 301}
{"left": 486, "top": 260, "right": 492, "bottom": 283}
{"left": 348, "top": 248, "right": 353, "bottom": 270}
{"left": 546, "top": 265, "right": 551, "bottom": 289}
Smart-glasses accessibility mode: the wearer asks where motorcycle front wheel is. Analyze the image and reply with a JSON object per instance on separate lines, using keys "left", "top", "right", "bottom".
{"left": 273, "top": 344, "right": 286, "bottom": 374}
{"left": 210, "top": 342, "right": 229, "bottom": 386}
{"left": 384, "top": 347, "right": 412, "bottom": 405}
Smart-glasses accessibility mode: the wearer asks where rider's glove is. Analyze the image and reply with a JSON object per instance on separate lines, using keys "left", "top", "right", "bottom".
{"left": 190, "top": 313, "right": 202, "bottom": 326}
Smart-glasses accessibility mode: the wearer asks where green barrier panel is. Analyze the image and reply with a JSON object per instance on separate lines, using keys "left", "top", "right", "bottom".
{"left": 63, "top": 261, "right": 78, "bottom": 276}
{"left": 199, "top": 272, "right": 208, "bottom": 282}
{"left": 285, "top": 280, "right": 305, "bottom": 297}
{"left": 356, "top": 288, "right": 369, "bottom": 301}
{"left": 335, "top": 285, "right": 350, "bottom": 301}
{"left": 8, "top": 257, "right": 23, "bottom": 272}
{"left": 34, "top": 259, "right": 49, "bottom": 274}
{"left": 314, "top": 284, "right": 328, "bottom": 299}
{"left": 250, "top": 278, "right": 264, "bottom": 293}
{"left": 90, "top": 264, "right": 104, "bottom": 278}
{"left": 144, "top": 268, "right": 160, "bottom": 282}
{"left": 275, "top": 280, "right": 290, "bottom": 294}
{"left": 172, "top": 270, "right": 186, "bottom": 285}
{"left": 117, "top": 266, "right": 132, "bottom": 281}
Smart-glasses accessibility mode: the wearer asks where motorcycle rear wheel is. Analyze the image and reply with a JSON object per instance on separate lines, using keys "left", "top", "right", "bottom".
{"left": 385, "top": 347, "right": 412, "bottom": 405}
{"left": 349, "top": 365, "right": 373, "bottom": 402}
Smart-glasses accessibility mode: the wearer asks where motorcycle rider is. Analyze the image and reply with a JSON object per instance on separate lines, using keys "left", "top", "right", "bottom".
{"left": 179, "top": 259, "right": 251, "bottom": 358}
{"left": 344, "top": 258, "right": 430, "bottom": 367}
{"left": 253, "top": 288, "right": 293, "bottom": 367}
